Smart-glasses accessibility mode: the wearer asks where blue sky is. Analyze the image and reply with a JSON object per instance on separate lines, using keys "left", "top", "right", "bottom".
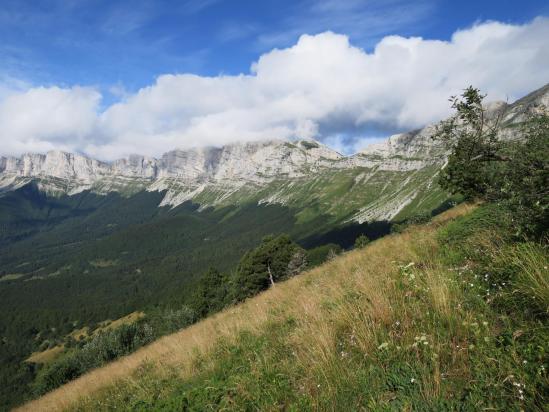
{"left": 2, "top": 0, "right": 547, "bottom": 101}
{"left": 0, "top": 0, "right": 548, "bottom": 158}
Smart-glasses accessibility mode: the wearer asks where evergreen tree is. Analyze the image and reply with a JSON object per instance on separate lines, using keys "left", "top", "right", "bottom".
{"left": 191, "top": 267, "right": 229, "bottom": 317}
{"left": 232, "top": 235, "right": 307, "bottom": 301}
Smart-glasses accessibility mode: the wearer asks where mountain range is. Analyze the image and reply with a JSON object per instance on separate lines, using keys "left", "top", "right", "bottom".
{"left": 2, "top": 83, "right": 547, "bottom": 224}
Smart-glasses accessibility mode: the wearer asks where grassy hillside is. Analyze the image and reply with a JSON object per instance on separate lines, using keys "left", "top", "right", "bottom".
{"left": 0, "top": 182, "right": 405, "bottom": 410}
{"left": 18, "top": 203, "right": 548, "bottom": 411}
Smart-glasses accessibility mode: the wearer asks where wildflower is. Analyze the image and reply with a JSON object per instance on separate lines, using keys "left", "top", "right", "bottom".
{"left": 410, "top": 378, "right": 416, "bottom": 383}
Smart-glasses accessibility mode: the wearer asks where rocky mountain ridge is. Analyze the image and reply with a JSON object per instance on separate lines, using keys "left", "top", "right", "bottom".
{"left": 0, "top": 136, "right": 437, "bottom": 184}
{"left": 1, "top": 83, "right": 547, "bottom": 216}
{"left": 0, "top": 135, "right": 442, "bottom": 199}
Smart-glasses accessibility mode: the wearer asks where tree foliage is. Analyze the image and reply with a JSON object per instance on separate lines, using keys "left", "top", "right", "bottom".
{"left": 191, "top": 268, "right": 229, "bottom": 318}
{"left": 354, "top": 234, "right": 370, "bottom": 249}
{"left": 434, "top": 86, "right": 548, "bottom": 238}
{"left": 232, "top": 235, "right": 307, "bottom": 301}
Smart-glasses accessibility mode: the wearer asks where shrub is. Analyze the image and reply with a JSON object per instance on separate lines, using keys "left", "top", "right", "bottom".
{"left": 306, "top": 243, "right": 342, "bottom": 267}
{"left": 33, "top": 323, "right": 155, "bottom": 396}
{"left": 191, "top": 268, "right": 230, "bottom": 317}
{"left": 354, "top": 234, "right": 370, "bottom": 249}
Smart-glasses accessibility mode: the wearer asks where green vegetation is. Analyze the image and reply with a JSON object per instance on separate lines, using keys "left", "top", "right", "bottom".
{"left": 0, "top": 222, "right": 319, "bottom": 409}
{"left": 232, "top": 234, "right": 307, "bottom": 301}
{"left": 299, "top": 140, "right": 320, "bottom": 150}
{"left": 13, "top": 234, "right": 309, "bottom": 403}
{"left": 25, "top": 202, "right": 545, "bottom": 411}
{"left": 20, "top": 87, "right": 546, "bottom": 411}
{"left": 435, "top": 86, "right": 548, "bottom": 238}
{"left": 306, "top": 243, "right": 342, "bottom": 267}
{"left": 354, "top": 234, "right": 370, "bottom": 248}
{"left": 2, "top": 171, "right": 416, "bottom": 412}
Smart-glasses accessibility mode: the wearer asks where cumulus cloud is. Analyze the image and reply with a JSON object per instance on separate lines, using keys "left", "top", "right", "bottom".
{"left": 0, "top": 86, "right": 101, "bottom": 155}
{"left": 1, "top": 17, "right": 549, "bottom": 159}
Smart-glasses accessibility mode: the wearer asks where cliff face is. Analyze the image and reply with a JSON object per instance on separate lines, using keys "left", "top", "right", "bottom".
{"left": 1, "top": 84, "right": 547, "bottom": 215}
{"left": 0, "top": 135, "right": 438, "bottom": 191}
{"left": 0, "top": 141, "right": 333, "bottom": 180}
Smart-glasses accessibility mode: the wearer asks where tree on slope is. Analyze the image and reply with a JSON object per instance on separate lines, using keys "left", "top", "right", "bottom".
{"left": 232, "top": 235, "right": 307, "bottom": 301}
{"left": 434, "top": 86, "right": 548, "bottom": 238}
{"left": 191, "top": 267, "right": 230, "bottom": 317}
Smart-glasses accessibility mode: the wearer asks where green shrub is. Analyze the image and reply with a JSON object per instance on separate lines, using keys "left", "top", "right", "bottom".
{"left": 354, "top": 234, "right": 370, "bottom": 249}
{"left": 306, "top": 243, "right": 343, "bottom": 267}
{"left": 33, "top": 323, "right": 155, "bottom": 396}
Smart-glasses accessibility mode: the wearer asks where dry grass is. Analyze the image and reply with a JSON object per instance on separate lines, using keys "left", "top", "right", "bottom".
{"left": 16, "top": 203, "right": 475, "bottom": 412}
{"left": 0, "top": 273, "right": 24, "bottom": 282}
{"left": 25, "top": 346, "right": 65, "bottom": 365}
{"left": 67, "top": 311, "right": 145, "bottom": 342}
{"left": 98, "top": 311, "right": 145, "bottom": 332}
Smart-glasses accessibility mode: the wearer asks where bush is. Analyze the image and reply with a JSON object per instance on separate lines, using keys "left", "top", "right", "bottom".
{"left": 306, "top": 244, "right": 342, "bottom": 267}
{"left": 391, "top": 213, "right": 432, "bottom": 234}
{"left": 191, "top": 268, "right": 230, "bottom": 318}
{"left": 160, "top": 307, "right": 196, "bottom": 332}
{"left": 354, "top": 234, "right": 370, "bottom": 249}
{"left": 32, "top": 354, "right": 83, "bottom": 395}
{"left": 33, "top": 323, "right": 155, "bottom": 396}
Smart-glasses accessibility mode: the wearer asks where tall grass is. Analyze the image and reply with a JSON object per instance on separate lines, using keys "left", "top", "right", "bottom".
{"left": 17, "top": 203, "right": 548, "bottom": 411}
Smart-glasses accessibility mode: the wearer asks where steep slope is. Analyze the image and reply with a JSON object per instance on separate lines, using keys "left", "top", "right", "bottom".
{"left": 17, "top": 203, "right": 548, "bottom": 411}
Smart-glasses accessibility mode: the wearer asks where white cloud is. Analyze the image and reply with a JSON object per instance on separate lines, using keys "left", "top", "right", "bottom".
{"left": 0, "top": 86, "right": 100, "bottom": 155}
{"left": 1, "top": 17, "right": 548, "bottom": 160}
